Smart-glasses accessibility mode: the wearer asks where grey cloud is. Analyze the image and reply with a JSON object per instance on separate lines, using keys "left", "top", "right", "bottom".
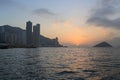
{"left": 0, "top": 0, "right": 13, "bottom": 4}
{"left": 88, "top": 17, "right": 120, "bottom": 28}
{"left": 0, "top": 0, "right": 25, "bottom": 9}
{"left": 33, "top": 8, "right": 56, "bottom": 16}
{"left": 0, "top": 0, "right": 16, "bottom": 6}
{"left": 33, "top": 8, "right": 66, "bottom": 22}
{"left": 87, "top": 0, "right": 120, "bottom": 29}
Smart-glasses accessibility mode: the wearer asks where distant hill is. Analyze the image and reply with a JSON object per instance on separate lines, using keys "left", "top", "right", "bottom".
{"left": 94, "top": 42, "right": 112, "bottom": 47}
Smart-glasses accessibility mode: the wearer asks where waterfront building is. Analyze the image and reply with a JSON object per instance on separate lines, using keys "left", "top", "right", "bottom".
{"left": 33, "top": 24, "right": 40, "bottom": 47}
{"left": 26, "top": 21, "right": 33, "bottom": 47}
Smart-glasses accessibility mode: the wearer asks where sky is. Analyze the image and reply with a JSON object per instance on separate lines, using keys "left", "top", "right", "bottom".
{"left": 0, "top": 0, "right": 120, "bottom": 47}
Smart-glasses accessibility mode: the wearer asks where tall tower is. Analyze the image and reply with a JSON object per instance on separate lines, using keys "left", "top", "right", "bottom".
{"left": 26, "top": 21, "right": 33, "bottom": 47}
{"left": 0, "top": 27, "right": 5, "bottom": 43}
{"left": 33, "top": 24, "right": 40, "bottom": 47}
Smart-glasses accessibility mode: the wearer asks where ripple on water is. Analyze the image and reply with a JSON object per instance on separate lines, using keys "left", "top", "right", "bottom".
{"left": 56, "top": 71, "right": 78, "bottom": 75}
{"left": 68, "top": 77, "right": 85, "bottom": 80}
{"left": 82, "top": 69, "right": 97, "bottom": 73}
{"left": 74, "top": 77, "right": 85, "bottom": 80}
{"left": 0, "top": 48, "right": 120, "bottom": 80}
{"left": 101, "top": 72, "right": 120, "bottom": 80}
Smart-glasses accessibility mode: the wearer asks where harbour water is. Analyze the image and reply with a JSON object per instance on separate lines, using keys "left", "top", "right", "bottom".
{"left": 0, "top": 47, "right": 120, "bottom": 80}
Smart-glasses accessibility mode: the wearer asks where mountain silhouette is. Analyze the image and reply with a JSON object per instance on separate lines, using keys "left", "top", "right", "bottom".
{"left": 94, "top": 42, "right": 112, "bottom": 47}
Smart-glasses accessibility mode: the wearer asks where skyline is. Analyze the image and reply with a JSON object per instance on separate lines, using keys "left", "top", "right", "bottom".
{"left": 0, "top": 22, "right": 62, "bottom": 48}
{"left": 0, "top": 0, "right": 120, "bottom": 47}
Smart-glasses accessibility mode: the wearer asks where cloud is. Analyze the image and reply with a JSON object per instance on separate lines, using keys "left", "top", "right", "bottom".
{"left": 0, "top": 0, "right": 24, "bottom": 9}
{"left": 0, "top": 0, "right": 17, "bottom": 7}
{"left": 0, "top": 0, "right": 27, "bottom": 11}
{"left": 33, "top": 8, "right": 56, "bottom": 16}
{"left": 0, "top": 0, "right": 14, "bottom": 5}
{"left": 33, "top": 8, "right": 66, "bottom": 22}
{"left": 87, "top": 0, "right": 120, "bottom": 29}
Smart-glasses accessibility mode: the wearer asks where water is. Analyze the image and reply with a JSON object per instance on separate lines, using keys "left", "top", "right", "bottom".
{"left": 0, "top": 47, "right": 120, "bottom": 80}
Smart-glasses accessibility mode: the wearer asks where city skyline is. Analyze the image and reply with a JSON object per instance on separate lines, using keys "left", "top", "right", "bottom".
{"left": 0, "top": 0, "right": 120, "bottom": 47}
{"left": 0, "top": 21, "right": 62, "bottom": 47}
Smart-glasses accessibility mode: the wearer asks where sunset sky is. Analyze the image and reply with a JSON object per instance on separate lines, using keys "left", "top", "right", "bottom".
{"left": 0, "top": 0, "right": 120, "bottom": 47}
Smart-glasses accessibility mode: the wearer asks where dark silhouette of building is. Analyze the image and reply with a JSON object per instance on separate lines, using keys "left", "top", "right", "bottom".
{"left": 26, "top": 21, "right": 33, "bottom": 47}
{"left": 40, "top": 35, "right": 62, "bottom": 47}
{"left": 33, "top": 24, "right": 40, "bottom": 47}
{"left": 0, "top": 21, "right": 63, "bottom": 48}
{"left": 0, "top": 27, "right": 5, "bottom": 43}
{"left": 0, "top": 25, "right": 26, "bottom": 47}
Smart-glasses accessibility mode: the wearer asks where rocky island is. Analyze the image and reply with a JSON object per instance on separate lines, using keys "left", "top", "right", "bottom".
{"left": 94, "top": 42, "right": 113, "bottom": 47}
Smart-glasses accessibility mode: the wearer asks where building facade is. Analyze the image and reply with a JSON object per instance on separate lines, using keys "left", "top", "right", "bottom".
{"left": 0, "top": 27, "right": 5, "bottom": 43}
{"left": 33, "top": 24, "right": 40, "bottom": 47}
{"left": 26, "top": 21, "right": 33, "bottom": 47}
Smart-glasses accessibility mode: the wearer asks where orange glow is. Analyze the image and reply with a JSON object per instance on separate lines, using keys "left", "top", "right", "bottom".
{"left": 42, "top": 20, "right": 112, "bottom": 46}
{"left": 60, "top": 33, "right": 89, "bottom": 45}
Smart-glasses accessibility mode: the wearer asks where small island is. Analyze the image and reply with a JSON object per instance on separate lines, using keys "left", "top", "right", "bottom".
{"left": 94, "top": 42, "right": 113, "bottom": 47}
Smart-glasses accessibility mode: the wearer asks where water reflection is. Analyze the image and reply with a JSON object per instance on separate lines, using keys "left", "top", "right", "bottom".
{"left": 0, "top": 48, "right": 120, "bottom": 80}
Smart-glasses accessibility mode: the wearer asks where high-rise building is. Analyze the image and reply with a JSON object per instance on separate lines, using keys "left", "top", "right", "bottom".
{"left": 33, "top": 24, "right": 40, "bottom": 47}
{"left": 26, "top": 21, "right": 33, "bottom": 47}
{"left": 0, "top": 27, "right": 5, "bottom": 43}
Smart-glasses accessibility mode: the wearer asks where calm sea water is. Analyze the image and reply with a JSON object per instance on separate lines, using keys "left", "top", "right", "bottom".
{"left": 0, "top": 47, "right": 120, "bottom": 80}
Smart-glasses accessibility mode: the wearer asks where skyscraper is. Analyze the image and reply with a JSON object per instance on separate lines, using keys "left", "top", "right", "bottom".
{"left": 33, "top": 24, "right": 40, "bottom": 47}
{"left": 0, "top": 27, "right": 5, "bottom": 43}
{"left": 26, "top": 21, "right": 33, "bottom": 47}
